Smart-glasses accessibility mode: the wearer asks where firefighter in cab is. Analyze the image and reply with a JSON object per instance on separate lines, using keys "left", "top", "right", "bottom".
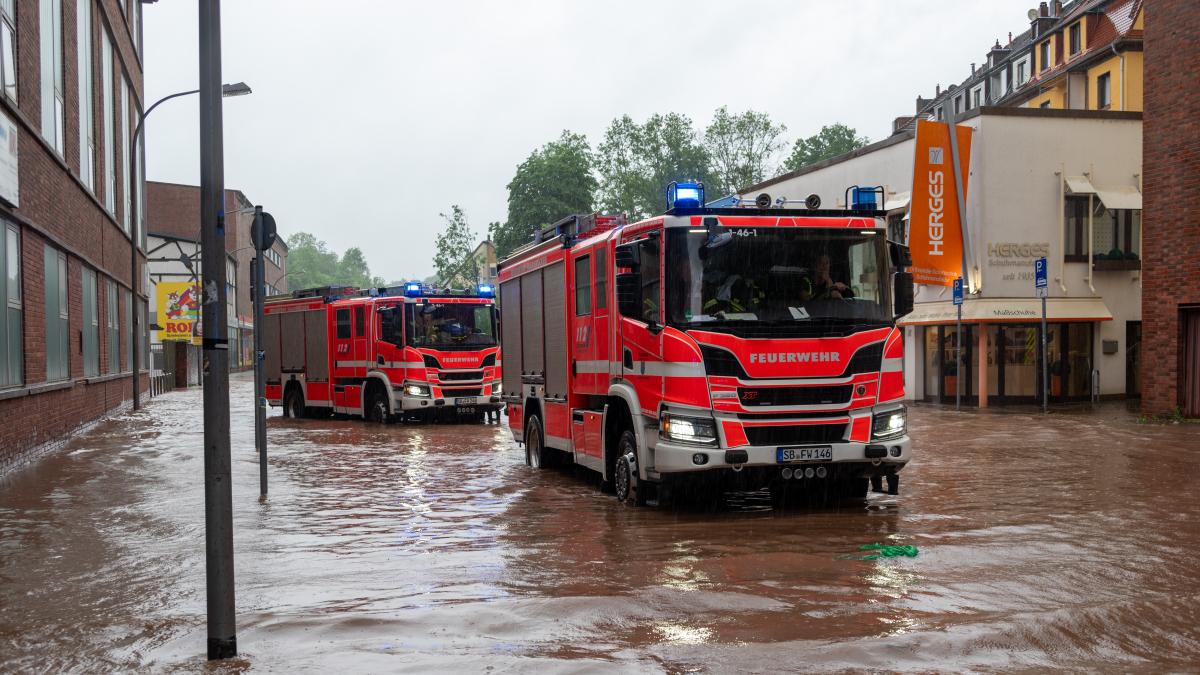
{"left": 703, "top": 273, "right": 765, "bottom": 317}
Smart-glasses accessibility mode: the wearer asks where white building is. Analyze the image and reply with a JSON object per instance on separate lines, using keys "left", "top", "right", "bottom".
{"left": 741, "top": 108, "right": 1142, "bottom": 406}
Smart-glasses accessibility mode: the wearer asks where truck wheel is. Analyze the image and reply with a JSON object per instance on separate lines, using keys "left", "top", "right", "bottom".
{"left": 615, "top": 429, "right": 647, "bottom": 506}
{"left": 366, "top": 392, "right": 389, "bottom": 423}
{"left": 524, "top": 414, "right": 548, "bottom": 468}
{"left": 285, "top": 388, "right": 305, "bottom": 419}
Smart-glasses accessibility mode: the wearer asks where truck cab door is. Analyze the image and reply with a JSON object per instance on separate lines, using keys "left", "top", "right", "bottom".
{"left": 617, "top": 230, "right": 664, "bottom": 417}
{"left": 571, "top": 247, "right": 599, "bottom": 395}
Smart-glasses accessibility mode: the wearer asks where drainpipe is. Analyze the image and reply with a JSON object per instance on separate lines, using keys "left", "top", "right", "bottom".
{"left": 1135, "top": 171, "right": 1142, "bottom": 289}
{"left": 1110, "top": 43, "right": 1125, "bottom": 110}
{"left": 1086, "top": 172, "right": 1095, "bottom": 296}
{"left": 1057, "top": 166, "right": 1067, "bottom": 292}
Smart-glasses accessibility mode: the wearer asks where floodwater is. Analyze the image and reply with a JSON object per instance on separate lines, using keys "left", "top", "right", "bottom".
{"left": 2, "top": 376, "right": 1200, "bottom": 672}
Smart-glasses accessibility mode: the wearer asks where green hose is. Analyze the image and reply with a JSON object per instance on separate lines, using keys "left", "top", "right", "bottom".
{"left": 838, "top": 543, "right": 919, "bottom": 560}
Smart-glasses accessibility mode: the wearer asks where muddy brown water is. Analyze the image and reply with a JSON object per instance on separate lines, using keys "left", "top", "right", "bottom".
{"left": 2, "top": 376, "right": 1199, "bottom": 672}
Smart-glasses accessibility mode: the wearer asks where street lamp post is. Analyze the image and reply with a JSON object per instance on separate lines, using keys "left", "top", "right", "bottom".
{"left": 129, "top": 81, "right": 251, "bottom": 410}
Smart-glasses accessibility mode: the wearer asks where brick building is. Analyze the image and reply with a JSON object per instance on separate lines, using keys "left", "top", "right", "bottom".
{"left": 1142, "top": 0, "right": 1200, "bottom": 417}
{"left": 146, "top": 180, "right": 289, "bottom": 371}
{"left": 0, "top": 0, "right": 148, "bottom": 468}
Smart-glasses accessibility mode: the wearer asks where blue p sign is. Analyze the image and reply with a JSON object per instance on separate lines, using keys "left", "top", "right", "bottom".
{"left": 1035, "top": 257, "right": 1048, "bottom": 288}
{"left": 952, "top": 277, "right": 963, "bottom": 305}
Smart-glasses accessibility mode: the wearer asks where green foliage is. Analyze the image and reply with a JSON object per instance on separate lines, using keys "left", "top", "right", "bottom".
{"left": 433, "top": 205, "right": 476, "bottom": 284}
{"left": 704, "top": 106, "right": 788, "bottom": 196}
{"left": 596, "top": 113, "right": 714, "bottom": 221}
{"left": 285, "top": 232, "right": 385, "bottom": 291}
{"left": 783, "top": 123, "right": 870, "bottom": 173}
{"left": 494, "top": 131, "right": 596, "bottom": 258}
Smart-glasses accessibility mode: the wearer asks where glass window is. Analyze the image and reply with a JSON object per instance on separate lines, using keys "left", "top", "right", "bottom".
{"left": 1065, "top": 323, "right": 1093, "bottom": 398}
{"left": 1069, "top": 23, "right": 1081, "bottom": 55}
{"left": 121, "top": 77, "right": 130, "bottom": 232}
{"left": 1004, "top": 325, "right": 1039, "bottom": 399}
{"left": 1, "top": 223, "right": 20, "bottom": 386}
{"left": 354, "top": 306, "right": 364, "bottom": 336}
{"left": 0, "top": 0, "right": 15, "bottom": 103}
{"left": 101, "top": 30, "right": 115, "bottom": 213}
{"left": 124, "top": 288, "right": 131, "bottom": 369}
{"left": 594, "top": 248, "right": 606, "bottom": 310}
{"left": 404, "top": 302, "right": 498, "bottom": 348}
{"left": 379, "top": 304, "right": 402, "bottom": 346}
{"left": 574, "top": 254, "right": 591, "bottom": 316}
{"left": 336, "top": 309, "right": 351, "bottom": 339}
{"left": 1039, "top": 42, "right": 1050, "bottom": 71}
{"left": 638, "top": 239, "right": 660, "bottom": 324}
{"left": 44, "top": 248, "right": 69, "bottom": 380}
{"left": 1016, "top": 59, "right": 1028, "bottom": 86}
{"left": 76, "top": 0, "right": 94, "bottom": 190}
{"left": 1064, "top": 195, "right": 1089, "bottom": 259}
{"left": 923, "top": 326, "right": 938, "bottom": 400}
{"left": 82, "top": 269, "right": 98, "bottom": 376}
{"left": 107, "top": 280, "right": 118, "bottom": 373}
{"left": 1097, "top": 72, "right": 1111, "bottom": 109}
{"left": 39, "top": 0, "right": 65, "bottom": 154}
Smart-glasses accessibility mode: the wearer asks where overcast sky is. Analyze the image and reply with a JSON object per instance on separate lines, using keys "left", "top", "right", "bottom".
{"left": 145, "top": 0, "right": 1037, "bottom": 282}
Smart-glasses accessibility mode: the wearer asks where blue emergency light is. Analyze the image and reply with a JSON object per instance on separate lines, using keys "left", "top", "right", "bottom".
{"left": 667, "top": 181, "right": 705, "bottom": 209}
{"left": 848, "top": 185, "right": 884, "bottom": 211}
{"left": 477, "top": 284, "right": 494, "bottom": 297}
{"left": 404, "top": 282, "right": 423, "bottom": 297}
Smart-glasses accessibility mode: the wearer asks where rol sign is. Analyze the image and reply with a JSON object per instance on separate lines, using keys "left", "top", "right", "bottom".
{"left": 157, "top": 281, "right": 201, "bottom": 343}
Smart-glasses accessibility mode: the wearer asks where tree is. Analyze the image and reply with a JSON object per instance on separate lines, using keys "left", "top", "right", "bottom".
{"left": 493, "top": 131, "right": 596, "bottom": 258}
{"left": 596, "top": 113, "right": 713, "bottom": 221}
{"left": 704, "top": 106, "right": 788, "bottom": 196}
{"left": 285, "top": 232, "right": 386, "bottom": 291}
{"left": 783, "top": 123, "right": 869, "bottom": 173}
{"left": 433, "top": 205, "right": 476, "bottom": 284}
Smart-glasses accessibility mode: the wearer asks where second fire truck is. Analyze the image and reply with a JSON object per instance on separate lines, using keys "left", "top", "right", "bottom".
{"left": 498, "top": 184, "right": 914, "bottom": 506}
{"left": 262, "top": 284, "right": 503, "bottom": 422}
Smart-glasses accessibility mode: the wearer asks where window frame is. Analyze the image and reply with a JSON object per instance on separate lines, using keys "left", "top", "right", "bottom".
{"left": 1039, "top": 41, "right": 1051, "bottom": 72}
{"left": 354, "top": 306, "right": 364, "bottom": 337}
{"left": 1069, "top": 22, "right": 1081, "bottom": 55}
{"left": 101, "top": 29, "right": 115, "bottom": 214}
{"left": 1, "top": 222, "right": 20, "bottom": 387}
{"left": 336, "top": 308, "right": 351, "bottom": 339}
{"left": 0, "top": 0, "right": 16, "bottom": 103}
{"left": 39, "top": 0, "right": 65, "bottom": 155}
{"left": 574, "top": 254, "right": 592, "bottom": 316}
{"left": 1014, "top": 55, "right": 1031, "bottom": 87}
{"left": 1097, "top": 72, "right": 1112, "bottom": 109}
{"left": 594, "top": 247, "right": 607, "bottom": 310}
{"left": 106, "top": 279, "right": 118, "bottom": 373}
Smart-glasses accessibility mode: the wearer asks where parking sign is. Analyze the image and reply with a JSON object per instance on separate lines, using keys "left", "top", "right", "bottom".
{"left": 1035, "top": 257, "right": 1048, "bottom": 298}
{"left": 952, "top": 277, "right": 963, "bottom": 306}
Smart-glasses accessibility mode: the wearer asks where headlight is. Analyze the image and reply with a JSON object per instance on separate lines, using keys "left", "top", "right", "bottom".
{"left": 872, "top": 407, "right": 906, "bottom": 439}
{"left": 660, "top": 412, "right": 718, "bottom": 446}
{"left": 492, "top": 381, "right": 502, "bottom": 395}
{"left": 405, "top": 384, "right": 430, "bottom": 397}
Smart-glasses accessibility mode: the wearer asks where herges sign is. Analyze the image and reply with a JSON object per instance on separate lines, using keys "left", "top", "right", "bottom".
{"left": 909, "top": 119, "right": 972, "bottom": 287}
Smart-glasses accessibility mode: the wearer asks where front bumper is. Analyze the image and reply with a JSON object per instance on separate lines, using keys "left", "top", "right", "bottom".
{"left": 654, "top": 435, "right": 911, "bottom": 474}
{"left": 394, "top": 393, "right": 503, "bottom": 412}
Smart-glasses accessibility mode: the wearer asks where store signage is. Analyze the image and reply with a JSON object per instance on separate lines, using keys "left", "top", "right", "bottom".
{"left": 987, "top": 242, "right": 1051, "bottom": 266}
{"left": 0, "top": 109, "right": 18, "bottom": 207}
{"left": 157, "top": 281, "right": 202, "bottom": 344}
{"left": 909, "top": 119, "right": 972, "bottom": 287}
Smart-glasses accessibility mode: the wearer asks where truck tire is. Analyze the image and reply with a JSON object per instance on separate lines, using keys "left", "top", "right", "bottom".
{"left": 615, "top": 429, "right": 647, "bottom": 506}
{"left": 366, "top": 391, "right": 389, "bottom": 423}
{"left": 284, "top": 387, "right": 305, "bottom": 419}
{"left": 524, "top": 413, "right": 550, "bottom": 469}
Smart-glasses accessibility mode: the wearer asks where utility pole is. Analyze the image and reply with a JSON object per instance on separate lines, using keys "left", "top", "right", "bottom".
{"left": 199, "top": 0, "right": 237, "bottom": 660}
{"left": 253, "top": 206, "right": 267, "bottom": 498}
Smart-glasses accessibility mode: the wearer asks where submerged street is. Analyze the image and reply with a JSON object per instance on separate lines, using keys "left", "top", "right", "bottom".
{"left": 2, "top": 375, "right": 1199, "bottom": 672}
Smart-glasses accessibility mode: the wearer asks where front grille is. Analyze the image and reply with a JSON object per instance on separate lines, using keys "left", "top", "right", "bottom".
{"left": 745, "top": 423, "right": 847, "bottom": 446}
{"left": 440, "top": 387, "right": 482, "bottom": 397}
{"left": 440, "top": 370, "right": 483, "bottom": 381}
{"left": 737, "top": 384, "right": 852, "bottom": 407}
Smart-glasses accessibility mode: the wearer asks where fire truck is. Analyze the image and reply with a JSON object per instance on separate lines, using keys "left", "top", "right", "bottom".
{"left": 498, "top": 184, "right": 914, "bottom": 506}
{"left": 262, "top": 283, "right": 503, "bottom": 422}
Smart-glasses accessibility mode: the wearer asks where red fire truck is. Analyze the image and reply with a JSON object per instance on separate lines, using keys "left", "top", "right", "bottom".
{"left": 262, "top": 283, "right": 503, "bottom": 422}
{"left": 498, "top": 184, "right": 914, "bottom": 506}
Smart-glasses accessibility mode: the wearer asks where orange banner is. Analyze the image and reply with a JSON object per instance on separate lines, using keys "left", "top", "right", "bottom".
{"left": 909, "top": 119, "right": 972, "bottom": 286}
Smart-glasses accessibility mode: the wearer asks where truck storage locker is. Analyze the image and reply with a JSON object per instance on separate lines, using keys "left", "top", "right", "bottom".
{"left": 520, "top": 271, "right": 544, "bottom": 380}
{"left": 263, "top": 313, "right": 281, "bottom": 382}
{"left": 281, "top": 312, "right": 306, "bottom": 373}
{"left": 542, "top": 262, "right": 567, "bottom": 398}
{"left": 304, "top": 310, "right": 328, "bottom": 380}
{"left": 500, "top": 280, "right": 522, "bottom": 396}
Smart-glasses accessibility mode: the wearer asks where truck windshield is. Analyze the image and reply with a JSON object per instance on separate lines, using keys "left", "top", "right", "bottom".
{"left": 665, "top": 227, "right": 891, "bottom": 335}
{"left": 405, "top": 302, "right": 497, "bottom": 349}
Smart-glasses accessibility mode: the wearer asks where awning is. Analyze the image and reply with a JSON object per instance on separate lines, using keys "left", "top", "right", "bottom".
{"left": 884, "top": 191, "right": 911, "bottom": 212}
{"left": 1065, "top": 175, "right": 1142, "bottom": 210}
{"left": 898, "top": 297, "right": 1114, "bottom": 326}
{"left": 1093, "top": 185, "right": 1142, "bottom": 210}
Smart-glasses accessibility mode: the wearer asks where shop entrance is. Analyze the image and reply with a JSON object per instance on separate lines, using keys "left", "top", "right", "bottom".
{"left": 1126, "top": 321, "right": 1141, "bottom": 399}
{"left": 1183, "top": 308, "right": 1200, "bottom": 418}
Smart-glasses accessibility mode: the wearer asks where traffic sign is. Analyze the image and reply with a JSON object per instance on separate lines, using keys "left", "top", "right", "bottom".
{"left": 1034, "top": 257, "right": 1047, "bottom": 288}
{"left": 251, "top": 211, "right": 277, "bottom": 251}
{"left": 952, "top": 277, "right": 963, "bottom": 306}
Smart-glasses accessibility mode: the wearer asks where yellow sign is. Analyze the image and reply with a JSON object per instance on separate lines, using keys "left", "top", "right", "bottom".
{"left": 157, "top": 281, "right": 201, "bottom": 343}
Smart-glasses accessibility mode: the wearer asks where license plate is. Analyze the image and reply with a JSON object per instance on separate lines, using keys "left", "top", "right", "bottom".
{"left": 455, "top": 397, "right": 474, "bottom": 406}
{"left": 777, "top": 445, "right": 833, "bottom": 463}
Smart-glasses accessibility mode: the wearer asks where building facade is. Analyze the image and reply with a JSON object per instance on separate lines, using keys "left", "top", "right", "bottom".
{"left": 145, "top": 180, "right": 289, "bottom": 372}
{"left": 1142, "top": 0, "right": 1199, "bottom": 417}
{"left": 0, "top": 0, "right": 149, "bottom": 467}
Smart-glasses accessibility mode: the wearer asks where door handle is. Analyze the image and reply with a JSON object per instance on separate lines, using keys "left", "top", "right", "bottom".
{"left": 623, "top": 349, "right": 633, "bottom": 370}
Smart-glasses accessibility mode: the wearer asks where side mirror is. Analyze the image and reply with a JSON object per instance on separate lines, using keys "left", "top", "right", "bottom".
{"left": 616, "top": 272, "right": 641, "bottom": 318}
{"left": 893, "top": 272, "right": 914, "bottom": 318}
{"left": 614, "top": 242, "right": 639, "bottom": 272}
{"left": 889, "top": 241, "right": 912, "bottom": 268}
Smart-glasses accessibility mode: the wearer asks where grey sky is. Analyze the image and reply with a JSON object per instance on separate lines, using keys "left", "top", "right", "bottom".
{"left": 145, "top": 0, "right": 1037, "bottom": 282}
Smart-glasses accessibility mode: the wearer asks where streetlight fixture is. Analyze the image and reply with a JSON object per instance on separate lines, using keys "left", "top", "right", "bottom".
{"left": 130, "top": 81, "right": 252, "bottom": 410}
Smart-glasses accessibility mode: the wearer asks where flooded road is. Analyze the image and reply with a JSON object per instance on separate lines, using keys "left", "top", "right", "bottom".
{"left": 3, "top": 375, "right": 1200, "bottom": 672}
